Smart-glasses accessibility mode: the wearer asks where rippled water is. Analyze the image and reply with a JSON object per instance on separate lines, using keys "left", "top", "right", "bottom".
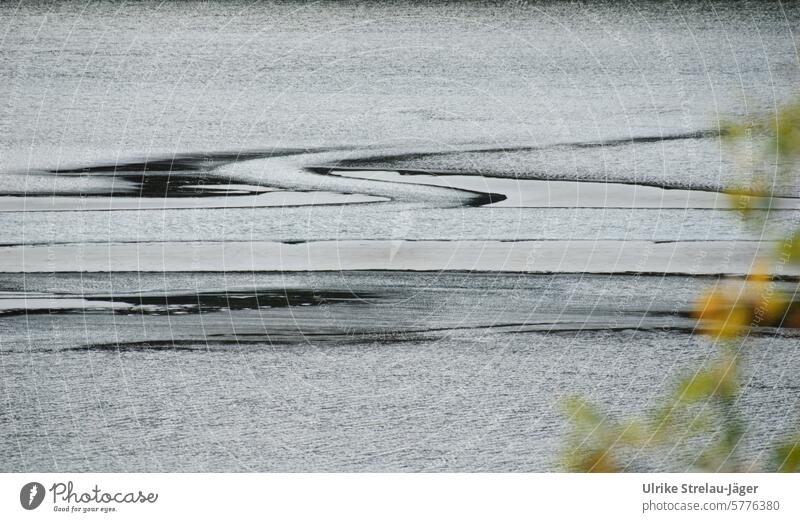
{"left": 1, "top": 1, "right": 799, "bottom": 471}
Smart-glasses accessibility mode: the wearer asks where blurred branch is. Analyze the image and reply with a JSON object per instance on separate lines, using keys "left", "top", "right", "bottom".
{"left": 561, "top": 97, "right": 800, "bottom": 472}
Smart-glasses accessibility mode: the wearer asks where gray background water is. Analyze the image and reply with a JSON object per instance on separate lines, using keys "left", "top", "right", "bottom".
{"left": 1, "top": 1, "right": 799, "bottom": 471}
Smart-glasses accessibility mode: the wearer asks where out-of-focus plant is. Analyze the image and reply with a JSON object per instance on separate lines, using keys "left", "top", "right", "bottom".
{"left": 561, "top": 97, "right": 800, "bottom": 472}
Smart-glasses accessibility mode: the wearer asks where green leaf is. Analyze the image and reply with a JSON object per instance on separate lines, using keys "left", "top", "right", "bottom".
{"left": 771, "top": 437, "right": 800, "bottom": 472}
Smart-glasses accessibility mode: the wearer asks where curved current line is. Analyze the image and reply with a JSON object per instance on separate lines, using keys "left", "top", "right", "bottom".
{"left": 10, "top": 130, "right": 738, "bottom": 210}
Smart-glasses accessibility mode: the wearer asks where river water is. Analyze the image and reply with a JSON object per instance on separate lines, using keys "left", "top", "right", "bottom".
{"left": 1, "top": 1, "right": 799, "bottom": 471}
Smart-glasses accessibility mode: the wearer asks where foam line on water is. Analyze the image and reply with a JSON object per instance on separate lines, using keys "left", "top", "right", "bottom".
{"left": 0, "top": 191, "right": 388, "bottom": 212}
{"left": 321, "top": 169, "right": 800, "bottom": 210}
{"left": 0, "top": 239, "right": 791, "bottom": 275}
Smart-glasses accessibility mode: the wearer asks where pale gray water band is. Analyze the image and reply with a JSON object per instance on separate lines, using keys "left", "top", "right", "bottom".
{"left": 1, "top": 1, "right": 799, "bottom": 472}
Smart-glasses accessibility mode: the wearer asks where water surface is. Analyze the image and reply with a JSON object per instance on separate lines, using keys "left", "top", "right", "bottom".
{"left": 1, "top": 0, "right": 799, "bottom": 471}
